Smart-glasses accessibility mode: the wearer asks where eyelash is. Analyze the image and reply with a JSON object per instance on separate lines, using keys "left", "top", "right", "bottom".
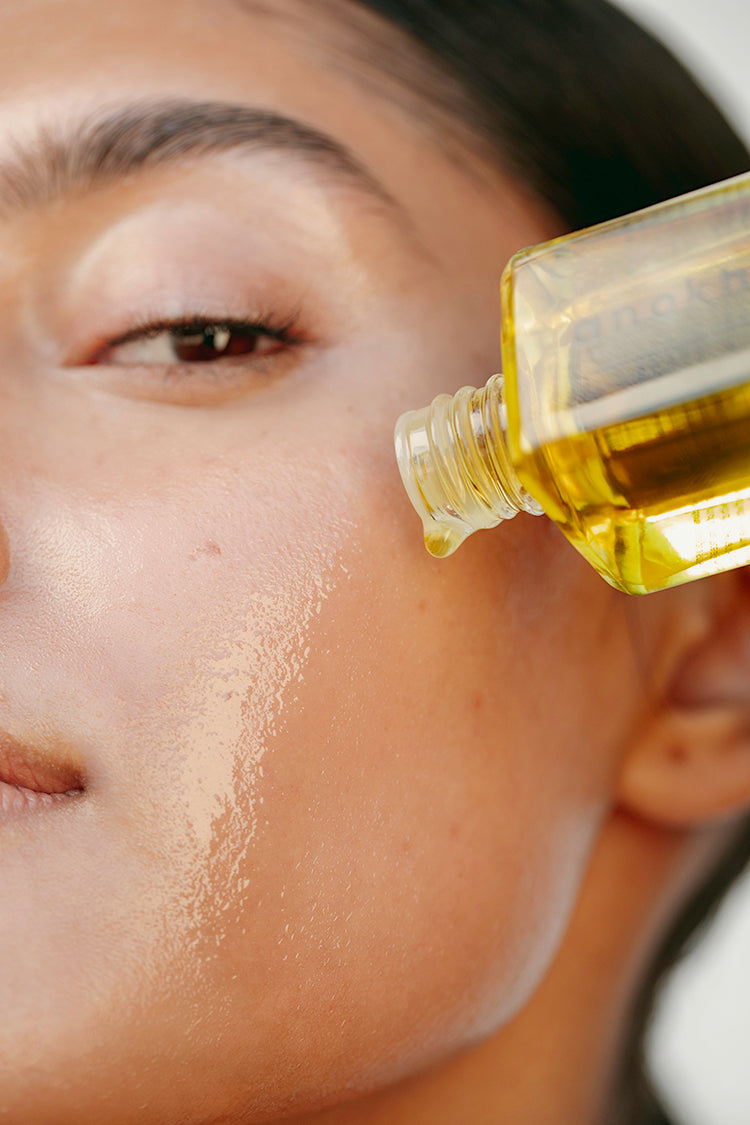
{"left": 89, "top": 306, "right": 306, "bottom": 369}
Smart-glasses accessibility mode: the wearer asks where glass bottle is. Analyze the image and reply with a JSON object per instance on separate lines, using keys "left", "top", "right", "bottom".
{"left": 394, "top": 172, "right": 750, "bottom": 595}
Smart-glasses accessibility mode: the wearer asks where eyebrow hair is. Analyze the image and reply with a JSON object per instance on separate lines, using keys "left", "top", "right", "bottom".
{"left": 0, "top": 97, "right": 403, "bottom": 218}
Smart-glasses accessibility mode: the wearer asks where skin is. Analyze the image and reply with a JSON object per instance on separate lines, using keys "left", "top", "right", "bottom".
{"left": 2, "top": 1, "right": 750, "bottom": 1122}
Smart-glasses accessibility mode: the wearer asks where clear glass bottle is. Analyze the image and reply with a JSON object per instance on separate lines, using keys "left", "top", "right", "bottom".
{"left": 394, "top": 172, "right": 750, "bottom": 595}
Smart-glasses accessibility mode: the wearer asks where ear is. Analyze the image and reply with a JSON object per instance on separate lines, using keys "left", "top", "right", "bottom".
{"left": 617, "top": 570, "right": 750, "bottom": 828}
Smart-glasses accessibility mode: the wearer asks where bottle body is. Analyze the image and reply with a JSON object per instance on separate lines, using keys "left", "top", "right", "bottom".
{"left": 395, "top": 172, "right": 750, "bottom": 595}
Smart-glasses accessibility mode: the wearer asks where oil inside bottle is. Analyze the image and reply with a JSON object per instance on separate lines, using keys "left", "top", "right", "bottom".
{"left": 395, "top": 172, "right": 750, "bottom": 595}
{"left": 519, "top": 374, "right": 750, "bottom": 595}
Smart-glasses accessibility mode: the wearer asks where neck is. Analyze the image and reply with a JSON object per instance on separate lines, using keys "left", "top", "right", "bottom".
{"left": 278, "top": 811, "right": 726, "bottom": 1125}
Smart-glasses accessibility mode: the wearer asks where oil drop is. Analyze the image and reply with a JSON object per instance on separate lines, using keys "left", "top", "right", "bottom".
{"left": 395, "top": 172, "right": 750, "bottom": 595}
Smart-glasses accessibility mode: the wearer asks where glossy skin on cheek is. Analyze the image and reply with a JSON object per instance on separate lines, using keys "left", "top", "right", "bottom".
{"left": 0, "top": 0, "right": 643, "bottom": 1121}
{"left": 0, "top": 418, "right": 353, "bottom": 1117}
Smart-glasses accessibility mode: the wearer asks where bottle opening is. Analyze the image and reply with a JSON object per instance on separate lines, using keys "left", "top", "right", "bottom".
{"left": 394, "top": 376, "right": 543, "bottom": 558}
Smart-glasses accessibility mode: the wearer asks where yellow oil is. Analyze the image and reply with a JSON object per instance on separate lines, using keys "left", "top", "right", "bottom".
{"left": 515, "top": 380, "right": 750, "bottom": 594}
{"left": 424, "top": 526, "right": 463, "bottom": 558}
{"left": 394, "top": 377, "right": 544, "bottom": 562}
{"left": 394, "top": 171, "right": 750, "bottom": 594}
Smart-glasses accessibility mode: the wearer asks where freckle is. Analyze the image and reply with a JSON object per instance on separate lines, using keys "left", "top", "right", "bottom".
{"left": 668, "top": 744, "right": 688, "bottom": 764}
{"left": 472, "top": 690, "right": 485, "bottom": 713}
{"left": 417, "top": 598, "right": 427, "bottom": 612}
{"left": 189, "top": 541, "right": 222, "bottom": 561}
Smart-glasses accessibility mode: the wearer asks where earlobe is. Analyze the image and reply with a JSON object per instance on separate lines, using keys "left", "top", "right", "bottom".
{"left": 617, "top": 571, "right": 750, "bottom": 829}
{"left": 617, "top": 703, "right": 750, "bottom": 828}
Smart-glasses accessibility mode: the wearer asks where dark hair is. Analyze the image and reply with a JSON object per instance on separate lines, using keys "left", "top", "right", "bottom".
{"left": 351, "top": 1, "right": 750, "bottom": 1121}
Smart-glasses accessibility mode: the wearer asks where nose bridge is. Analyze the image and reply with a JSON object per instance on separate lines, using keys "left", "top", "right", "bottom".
{"left": 0, "top": 387, "right": 14, "bottom": 589}
{"left": 0, "top": 520, "right": 9, "bottom": 587}
{"left": 0, "top": 378, "right": 27, "bottom": 591}
{"left": 0, "top": 240, "right": 46, "bottom": 594}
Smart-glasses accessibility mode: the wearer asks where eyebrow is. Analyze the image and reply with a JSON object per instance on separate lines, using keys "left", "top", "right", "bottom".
{"left": 0, "top": 97, "right": 403, "bottom": 219}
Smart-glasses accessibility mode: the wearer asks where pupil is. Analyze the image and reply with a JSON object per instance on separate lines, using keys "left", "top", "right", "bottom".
{"left": 173, "top": 325, "right": 248, "bottom": 363}
{"left": 207, "top": 327, "right": 231, "bottom": 352}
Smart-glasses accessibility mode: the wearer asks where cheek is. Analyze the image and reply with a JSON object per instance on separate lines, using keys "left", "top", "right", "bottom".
{"left": 190, "top": 474, "right": 629, "bottom": 1105}
{"left": 114, "top": 439, "right": 621, "bottom": 1094}
{"left": 4, "top": 377, "right": 631, "bottom": 1118}
{"left": 5, "top": 433, "right": 354, "bottom": 1014}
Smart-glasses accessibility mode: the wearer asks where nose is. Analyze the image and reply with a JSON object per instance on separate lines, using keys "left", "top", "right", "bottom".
{"left": 0, "top": 521, "right": 9, "bottom": 586}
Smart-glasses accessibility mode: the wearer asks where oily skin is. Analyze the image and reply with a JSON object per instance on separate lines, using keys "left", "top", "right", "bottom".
{"left": 0, "top": 1, "right": 658, "bottom": 1121}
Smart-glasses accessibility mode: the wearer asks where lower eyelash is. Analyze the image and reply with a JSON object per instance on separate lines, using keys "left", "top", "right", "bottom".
{"left": 90, "top": 339, "right": 305, "bottom": 407}
{"left": 81, "top": 300, "right": 309, "bottom": 367}
{"left": 107, "top": 310, "right": 303, "bottom": 353}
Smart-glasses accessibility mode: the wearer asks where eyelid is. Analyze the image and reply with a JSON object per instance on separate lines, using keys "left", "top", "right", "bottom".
{"left": 54, "top": 301, "right": 319, "bottom": 407}
{"left": 95, "top": 315, "right": 302, "bottom": 365}
{"left": 65, "top": 344, "right": 308, "bottom": 407}
{"left": 69, "top": 300, "right": 310, "bottom": 368}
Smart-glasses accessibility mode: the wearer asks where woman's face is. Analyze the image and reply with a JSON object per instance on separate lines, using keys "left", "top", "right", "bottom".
{"left": 0, "top": 1, "right": 646, "bottom": 1120}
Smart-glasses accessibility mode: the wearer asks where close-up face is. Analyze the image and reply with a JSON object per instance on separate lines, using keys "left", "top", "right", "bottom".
{"left": 0, "top": 1, "right": 653, "bottom": 1120}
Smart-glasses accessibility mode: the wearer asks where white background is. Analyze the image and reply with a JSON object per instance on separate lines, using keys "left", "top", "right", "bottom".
{"left": 610, "top": 2, "right": 750, "bottom": 1122}
{"left": 617, "top": 0, "right": 750, "bottom": 142}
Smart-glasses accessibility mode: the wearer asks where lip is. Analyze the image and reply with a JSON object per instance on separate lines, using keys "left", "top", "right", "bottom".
{"left": 0, "top": 729, "right": 85, "bottom": 818}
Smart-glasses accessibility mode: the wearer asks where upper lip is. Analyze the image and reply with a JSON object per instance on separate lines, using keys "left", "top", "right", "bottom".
{"left": 0, "top": 729, "right": 84, "bottom": 794}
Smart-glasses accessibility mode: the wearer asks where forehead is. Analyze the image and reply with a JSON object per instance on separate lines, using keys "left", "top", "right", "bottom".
{"left": 0, "top": 0, "right": 500, "bottom": 191}
{"left": 0, "top": 0, "right": 437, "bottom": 145}
{"left": 0, "top": 0, "right": 558, "bottom": 279}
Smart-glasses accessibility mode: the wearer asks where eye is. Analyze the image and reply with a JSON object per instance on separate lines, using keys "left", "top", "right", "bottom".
{"left": 72, "top": 307, "right": 311, "bottom": 405}
{"left": 92, "top": 315, "right": 300, "bottom": 367}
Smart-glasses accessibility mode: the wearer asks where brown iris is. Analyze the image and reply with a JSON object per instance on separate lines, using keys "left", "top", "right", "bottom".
{"left": 170, "top": 324, "right": 267, "bottom": 363}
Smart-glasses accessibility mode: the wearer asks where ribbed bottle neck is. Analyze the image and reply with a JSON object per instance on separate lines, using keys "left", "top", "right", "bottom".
{"left": 394, "top": 374, "right": 543, "bottom": 558}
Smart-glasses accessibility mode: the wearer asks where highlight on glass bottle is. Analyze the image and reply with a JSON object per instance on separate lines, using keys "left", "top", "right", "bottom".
{"left": 395, "top": 171, "right": 750, "bottom": 596}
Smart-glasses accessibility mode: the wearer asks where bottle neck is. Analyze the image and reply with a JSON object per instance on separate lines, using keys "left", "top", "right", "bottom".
{"left": 394, "top": 373, "right": 543, "bottom": 558}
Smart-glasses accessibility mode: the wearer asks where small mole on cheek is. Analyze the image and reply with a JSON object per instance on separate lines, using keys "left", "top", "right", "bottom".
{"left": 417, "top": 597, "right": 428, "bottom": 613}
{"left": 189, "top": 541, "right": 222, "bottom": 561}
{"left": 472, "top": 690, "right": 485, "bottom": 713}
